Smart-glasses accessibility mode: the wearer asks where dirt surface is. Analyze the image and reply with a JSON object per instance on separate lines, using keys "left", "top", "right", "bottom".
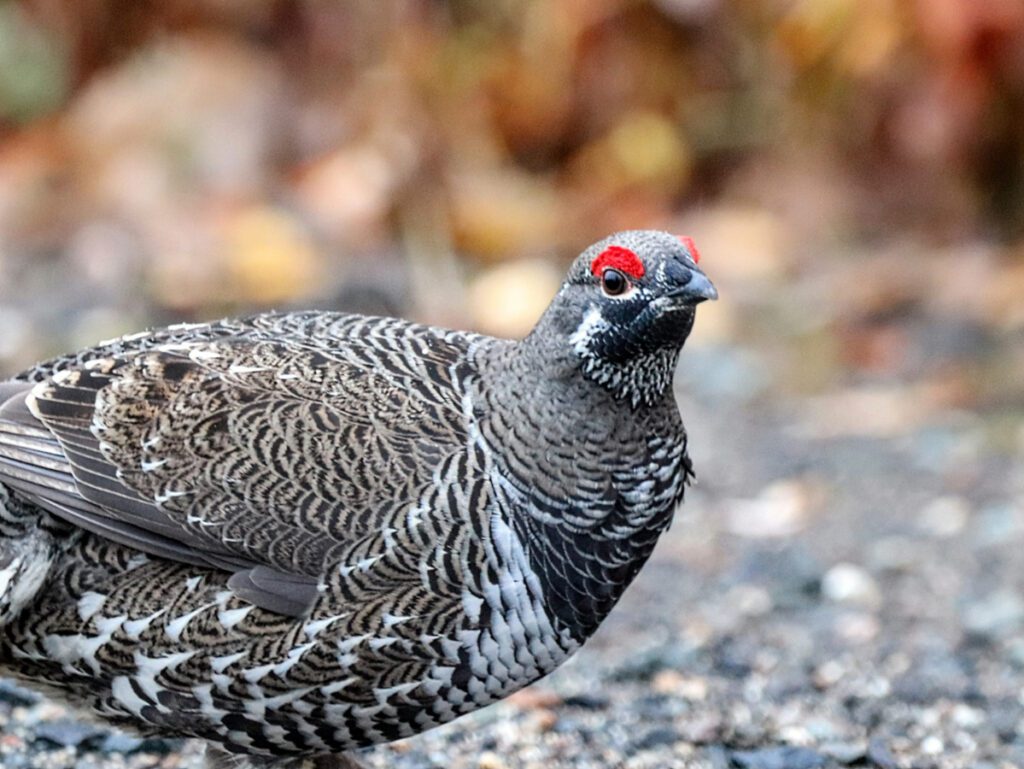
{"left": 0, "top": 336, "right": 1020, "bottom": 769}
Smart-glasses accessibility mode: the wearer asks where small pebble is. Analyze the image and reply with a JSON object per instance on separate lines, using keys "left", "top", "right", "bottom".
{"left": 917, "top": 496, "right": 969, "bottom": 537}
{"left": 867, "top": 738, "right": 899, "bottom": 769}
{"left": 478, "top": 751, "right": 508, "bottom": 769}
{"left": 631, "top": 727, "right": 680, "bottom": 751}
{"left": 834, "top": 611, "right": 881, "bottom": 643}
{"left": 529, "top": 708, "right": 558, "bottom": 732}
{"left": 822, "top": 563, "right": 880, "bottom": 607}
{"left": 652, "top": 670, "right": 708, "bottom": 701}
{"left": 608, "top": 645, "right": 694, "bottom": 682}
{"left": 0, "top": 683, "right": 38, "bottom": 708}
{"left": 678, "top": 714, "right": 722, "bottom": 744}
{"left": 725, "top": 481, "right": 810, "bottom": 538}
{"left": 963, "top": 590, "right": 1024, "bottom": 639}
{"left": 727, "top": 584, "right": 774, "bottom": 617}
{"left": 951, "top": 704, "right": 983, "bottom": 729}
{"left": 819, "top": 741, "right": 867, "bottom": 764}
{"left": 1007, "top": 637, "right": 1024, "bottom": 668}
{"left": 866, "top": 536, "right": 919, "bottom": 572}
{"left": 803, "top": 718, "right": 841, "bottom": 742}
{"left": 505, "top": 688, "right": 562, "bottom": 710}
{"left": 777, "top": 725, "right": 813, "bottom": 745}
{"left": 33, "top": 720, "right": 105, "bottom": 749}
{"left": 731, "top": 746, "right": 827, "bottom": 769}
{"left": 100, "top": 734, "right": 145, "bottom": 753}
{"left": 560, "top": 694, "right": 609, "bottom": 710}
{"left": 972, "top": 503, "right": 1024, "bottom": 548}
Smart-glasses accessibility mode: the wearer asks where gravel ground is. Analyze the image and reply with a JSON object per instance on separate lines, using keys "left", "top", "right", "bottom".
{"left": 0, "top": 345, "right": 1021, "bottom": 769}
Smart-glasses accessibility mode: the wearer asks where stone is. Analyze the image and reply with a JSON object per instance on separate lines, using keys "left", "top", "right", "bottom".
{"left": 731, "top": 746, "right": 827, "bottom": 769}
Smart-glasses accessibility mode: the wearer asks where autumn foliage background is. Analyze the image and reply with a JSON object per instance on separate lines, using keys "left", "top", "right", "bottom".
{"left": 0, "top": 0, "right": 1023, "bottom": 430}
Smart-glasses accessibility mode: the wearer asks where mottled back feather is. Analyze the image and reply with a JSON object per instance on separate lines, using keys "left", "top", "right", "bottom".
{"left": 0, "top": 313, "right": 482, "bottom": 615}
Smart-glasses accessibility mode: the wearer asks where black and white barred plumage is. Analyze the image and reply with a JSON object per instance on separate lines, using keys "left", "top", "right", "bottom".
{"left": 0, "top": 230, "right": 715, "bottom": 769}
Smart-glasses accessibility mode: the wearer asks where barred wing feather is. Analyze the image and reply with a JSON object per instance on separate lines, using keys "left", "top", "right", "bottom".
{"left": 0, "top": 313, "right": 476, "bottom": 617}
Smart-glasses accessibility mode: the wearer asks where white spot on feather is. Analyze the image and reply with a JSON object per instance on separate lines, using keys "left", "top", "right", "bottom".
{"left": 0, "top": 557, "right": 22, "bottom": 597}
{"left": 218, "top": 605, "right": 253, "bottom": 629}
{"left": 131, "top": 650, "right": 196, "bottom": 712}
{"left": 210, "top": 651, "right": 246, "bottom": 672}
{"left": 337, "top": 634, "right": 369, "bottom": 653}
{"left": 191, "top": 683, "right": 226, "bottom": 722}
{"left": 76, "top": 591, "right": 106, "bottom": 621}
{"left": 356, "top": 554, "right": 381, "bottom": 570}
{"left": 303, "top": 614, "right": 344, "bottom": 639}
{"left": 186, "top": 514, "right": 216, "bottom": 526}
{"left": 50, "top": 370, "right": 77, "bottom": 385}
{"left": 155, "top": 489, "right": 189, "bottom": 504}
{"left": 406, "top": 505, "right": 424, "bottom": 528}
{"left": 461, "top": 592, "right": 483, "bottom": 624}
{"left": 42, "top": 614, "right": 127, "bottom": 675}
{"left": 569, "top": 306, "right": 610, "bottom": 356}
{"left": 320, "top": 677, "right": 358, "bottom": 695}
{"left": 123, "top": 609, "right": 165, "bottom": 639}
{"left": 126, "top": 553, "right": 150, "bottom": 570}
{"left": 111, "top": 676, "right": 147, "bottom": 715}
{"left": 241, "top": 662, "right": 275, "bottom": 684}
{"left": 274, "top": 642, "right": 313, "bottom": 676}
{"left": 374, "top": 681, "right": 419, "bottom": 704}
{"left": 164, "top": 603, "right": 213, "bottom": 642}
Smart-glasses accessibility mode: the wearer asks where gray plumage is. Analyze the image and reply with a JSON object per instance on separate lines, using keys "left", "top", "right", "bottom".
{"left": 0, "top": 230, "right": 715, "bottom": 768}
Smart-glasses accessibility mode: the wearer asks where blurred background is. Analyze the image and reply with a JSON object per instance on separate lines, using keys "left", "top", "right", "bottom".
{"left": 1, "top": 1, "right": 1024, "bottom": 768}
{"left": 0, "top": 0, "right": 1023, "bottom": 394}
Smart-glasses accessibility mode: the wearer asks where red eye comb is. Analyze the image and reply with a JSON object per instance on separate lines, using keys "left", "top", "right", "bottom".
{"left": 677, "top": 235, "right": 701, "bottom": 264}
{"left": 590, "top": 246, "right": 645, "bottom": 279}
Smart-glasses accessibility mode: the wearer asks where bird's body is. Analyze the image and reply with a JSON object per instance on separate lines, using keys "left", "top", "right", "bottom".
{"left": 0, "top": 231, "right": 714, "bottom": 767}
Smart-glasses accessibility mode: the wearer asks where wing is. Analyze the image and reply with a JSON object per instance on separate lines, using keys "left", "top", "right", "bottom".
{"left": 0, "top": 312, "right": 478, "bottom": 616}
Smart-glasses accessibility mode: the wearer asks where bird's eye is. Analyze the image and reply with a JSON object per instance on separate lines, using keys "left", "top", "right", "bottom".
{"left": 601, "top": 268, "right": 629, "bottom": 296}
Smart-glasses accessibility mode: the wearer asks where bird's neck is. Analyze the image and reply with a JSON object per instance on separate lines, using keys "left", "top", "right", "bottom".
{"left": 519, "top": 305, "right": 684, "bottom": 408}
{"left": 469, "top": 336, "right": 690, "bottom": 641}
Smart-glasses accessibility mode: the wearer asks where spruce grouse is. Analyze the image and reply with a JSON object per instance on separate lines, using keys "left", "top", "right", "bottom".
{"left": 0, "top": 230, "right": 716, "bottom": 768}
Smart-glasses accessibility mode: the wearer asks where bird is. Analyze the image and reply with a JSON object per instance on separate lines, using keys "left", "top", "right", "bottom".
{"left": 0, "top": 229, "right": 715, "bottom": 769}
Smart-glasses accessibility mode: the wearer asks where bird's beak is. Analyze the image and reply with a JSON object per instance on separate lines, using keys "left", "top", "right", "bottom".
{"left": 668, "top": 269, "right": 718, "bottom": 304}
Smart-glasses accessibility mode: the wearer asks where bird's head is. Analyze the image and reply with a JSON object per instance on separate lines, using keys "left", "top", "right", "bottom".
{"left": 534, "top": 230, "right": 717, "bottom": 407}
